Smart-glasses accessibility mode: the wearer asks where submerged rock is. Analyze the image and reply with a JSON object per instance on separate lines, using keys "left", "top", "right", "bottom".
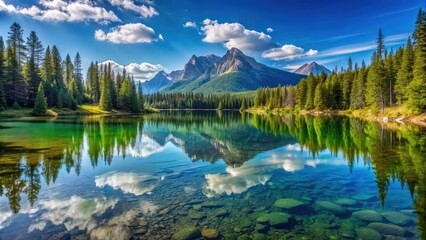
{"left": 172, "top": 226, "right": 200, "bottom": 240}
{"left": 335, "top": 198, "right": 358, "bottom": 206}
{"left": 367, "top": 223, "right": 406, "bottom": 237}
{"left": 202, "top": 201, "right": 224, "bottom": 208}
{"left": 381, "top": 211, "right": 412, "bottom": 226}
{"left": 256, "top": 212, "right": 292, "bottom": 228}
{"left": 356, "top": 227, "right": 382, "bottom": 240}
{"left": 274, "top": 198, "right": 304, "bottom": 209}
{"left": 201, "top": 229, "right": 219, "bottom": 239}
{"left": 315, "top": 201, "right": 349, "bottom": 217}
{"left": 352, "top": 194, "right": 377, "bottom": 201}
{"left": 352, "top": 210, "right": 383, "bottom": 222}
{"left": 188, "top": 210, "right": 204, "bottom": 220}
{"left": 213, "top": 209, "right": 229, "bottom": 217}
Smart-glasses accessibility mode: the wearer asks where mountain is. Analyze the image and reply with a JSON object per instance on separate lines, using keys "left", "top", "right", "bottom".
{"left": 159, "top": 48, "right": 305, "bottom": 93}
{"left": 141, "top": 71, "right": 173, "bottom": 94}
{"left": 293, "top": 62, "right": 331, "bottom": 75}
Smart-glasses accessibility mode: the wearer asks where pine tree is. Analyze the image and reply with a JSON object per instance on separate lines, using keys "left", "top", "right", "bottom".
{"left": 51, "top": 45, "right": 64, "bottom": 91}
{"left": 314, "top": 82, "right": 326, "bottom": 110}
{"left": 350, "top": 61, "right": 367, "bottom": 109}
{"left": 63, "top": 54, "right": 74, "bottom": 88}
{"left": 342, "top": 58, "right": 354, "bottom": 109}
{"left": 100, "top": 64, "right": 112, "bottom": 111}
{"left": 304, "top": 73, "right": 316, "bottom": 110}
{"left": 73, "top": 52, "right": 84, "bottom": 98}
{"left": 7, "top": 22, "right": 26, "bottom": 68}
{"left": 24, "top": 31, "right": 44, "bottom": 107}
{"left": 137, "top": 82, "right": 144, "bottom": 110}
{"left": 395, "top": 37, "right": 414, "bottom": 105}
{"left": 0, "top": 37, "right": 6, "bottom": 111}
{"left": 5, "top": 46, "right": 27, "bottom": 106}
{"left": 33, "top": 82, "right": 47, "bottom": 115}
{"left": 407, "top": 8, "right": 426, "bottom": 112}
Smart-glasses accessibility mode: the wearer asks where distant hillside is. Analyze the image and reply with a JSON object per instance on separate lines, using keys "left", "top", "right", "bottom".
{"left": 159, "top": 48, "right": 305, "bottom": 93}
{"left": 293, "top": 62, "right": 331, "bottom": 75}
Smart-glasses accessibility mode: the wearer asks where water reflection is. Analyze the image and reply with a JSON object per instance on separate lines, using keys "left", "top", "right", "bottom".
{"left": 0, "top": 111, "right": 425, "bottom": 239}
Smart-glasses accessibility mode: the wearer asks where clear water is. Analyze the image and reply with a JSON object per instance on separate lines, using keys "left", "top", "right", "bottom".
{"left": 0, "top": 111, "right": 425, "bottom": 240}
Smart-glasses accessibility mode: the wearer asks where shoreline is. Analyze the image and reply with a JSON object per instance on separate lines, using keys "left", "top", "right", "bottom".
{"left": 0, "top": 105, "right": 158, "bottom": 119}
{"left": 246, "top": 107, "right": 426, "bottom": 128}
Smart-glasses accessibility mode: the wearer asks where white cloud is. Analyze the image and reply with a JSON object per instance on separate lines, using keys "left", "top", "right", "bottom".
{"left": 95, "top": 23, "right": 161, "bottom": 44}
{"left": 203, "top": 144, "right": 346, "bottom": 197}
{"left": 0, "top": 0, "right": 120, "bottom": 24}
{"left": 34, "top": 195, "right": 118, "bottom": 232}
{"left": 201, "top": 19, "right": 278, "bottom": 52}
{"left": 108, "top": 0, "right": 158, "bottom": 18}
{"left": 183, "top": 21, "right": 197, "bottom": 28}
{"left": 262, "top": 44, "right": 318, "bottom": 61}
{"left": 319, "top": 33, "right": 409, "bottom": 58}
{"left": 95, "top": 171, "right": 157, "bottom": 196}
{"left": 100, "top": 60, "right": 163, "bottom": 82}
{"left": 266, "top": 27, "right": 274, "bottom": 33}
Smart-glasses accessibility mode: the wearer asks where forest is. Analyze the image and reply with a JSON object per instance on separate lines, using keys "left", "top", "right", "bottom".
{"left": 253, "top": 8, "right": 426, "bottom": 114}
{"left": 0, "top": 23, "right": 144, "bottom": 115}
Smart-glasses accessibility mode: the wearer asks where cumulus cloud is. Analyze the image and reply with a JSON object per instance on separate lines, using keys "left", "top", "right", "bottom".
{"left": 262, "top": 44, "right": 318, "bottom": 61}
{"left": 33, "top": 195, "right": 118, "bottom": 232}
{"left": 100, "top": 60, "right": 163, "bottom": 82}
{"left": 95, "top": 23, "right": 162, "bottom": 44}
{"left": 203, "top": 144, "right": 346, "bottom": 197}
{"left": 108, "top": 0, "right": 158, "bottom": 18}
{"left": 95, "top": 171, "right": 157, "bottom": 196}
{"left": 0, "top": 0, "right": 120, "bottom": 24}
{"left": 183, "top": 21, "right": 197, "bottom": 28}
{"left": 201, "top": 19, "right": 278, "bottom": 52}
{"left": 266, "top": 27, "right": 274, "bottom": 33}
{"left": 126, "top": 134, "right": 166, "bottom": 158}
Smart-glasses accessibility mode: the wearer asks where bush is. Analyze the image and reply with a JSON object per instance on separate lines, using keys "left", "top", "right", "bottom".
{"left": 12, "top": 101, "right": 21, "bottom": 110}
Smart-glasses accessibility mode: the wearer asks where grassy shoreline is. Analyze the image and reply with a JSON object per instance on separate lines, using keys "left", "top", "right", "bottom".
{"left": 0, "top": 105, "right": 158, "bottom": 119}
{"left": 246, "top": 106, "right": 426, "bottom": 128}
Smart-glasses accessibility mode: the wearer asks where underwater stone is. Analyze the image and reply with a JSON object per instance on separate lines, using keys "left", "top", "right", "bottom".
{"left": 192, "top": 204, "right": 202, "bottom": 211}
{"left": 237, "top": 234, "right": 253, "bottom": 240}
{"left": 188, "top": 210, "right": 204, "bottom": 220}
{"left": 213, "top": 209, "right": 229, "bottom": 217}
{"left": 352, "top": 194, "right": 377, "bottom": 201}
{"left": 256, "top": 212, "right": 292, "bottom": 227}
{"left": 335, "top": 198, "right": 358, "bottom": 206}
{"left": 251, "top": 233, "right": 266, "bottom": 240}
{"left": 381, "top": 211, "right": 412, "bottom": 226}
{"left": 352, "top": 210, "right": 383, "bottom": 222}
{"left": 367, "top": 223, "right": 406, "bottom": 237}
{"left": 172, "top": 226, "right": 200, "bottom": 240}
{"left": 315, "top": 201, "right": 348, "bottom": 216}
{"left": 274, "top": 198, "right": 304, "bottom": 209}
{"left": 201, "top": 229, "right": 219, "bottom": 239}
{"left": 356, "top": 228, "right": 382, "bottom": 240}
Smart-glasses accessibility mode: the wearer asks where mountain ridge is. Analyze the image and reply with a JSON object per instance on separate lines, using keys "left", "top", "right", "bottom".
{"left": 293, "top": 62, "right": 331, "bottom": 75}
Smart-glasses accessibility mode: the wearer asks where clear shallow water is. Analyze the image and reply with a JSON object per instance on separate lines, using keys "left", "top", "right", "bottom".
{"left": 0, "top": 111, "right": 425, "bottom": 240}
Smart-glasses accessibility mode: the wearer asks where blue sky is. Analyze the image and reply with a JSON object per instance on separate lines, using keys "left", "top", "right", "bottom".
{"left": 0, "top": 0, "right": 424, "bottom": 81}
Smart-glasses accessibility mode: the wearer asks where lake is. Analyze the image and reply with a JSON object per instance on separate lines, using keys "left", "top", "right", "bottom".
{"left": 0, "top": 111, "right": 425, "bottom": 240}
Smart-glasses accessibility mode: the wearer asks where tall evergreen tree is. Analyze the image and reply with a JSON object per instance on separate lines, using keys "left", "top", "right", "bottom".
{"left": 0, "top": 37, "right": 6, "bottom": 111}
{"left": 395, "top": 37, "right": 414, "bottom": 105}
{"left": 100, "top": 64, "right": 112, "bottom": 111}
{"left": 51, "top": 45, "right": 64, "bottom": 91}
{"left": 73, "top": 52, "right": 84, "bottom": 97}
{"left": 24, "top": 31, "right": 44, "bottom": 107}
{"left": 137, "top": 82, "right": 144, "bottom": 110}
{"left": 5, "top": 46, "right": 27, "bottom": 106}
{"left": 407, "top": 8, "right": 426, "bottom": 112}
{"left": 63, "top": 54, "right": 74, "bottom": 88}
{"left": 7, "top": 22, "right": 26, "bottom": 68}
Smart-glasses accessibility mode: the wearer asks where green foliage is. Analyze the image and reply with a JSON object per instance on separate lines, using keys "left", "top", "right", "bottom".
{"left": 33, "top": 82, "right": 47, "bottom": 115}
{"left": 12, "top": 101, "right": 21, "bottom": 110}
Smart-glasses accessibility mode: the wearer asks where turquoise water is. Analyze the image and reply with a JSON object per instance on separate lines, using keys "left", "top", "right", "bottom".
{"left": 0, "top": 111, "right": 425, "bottom": 239}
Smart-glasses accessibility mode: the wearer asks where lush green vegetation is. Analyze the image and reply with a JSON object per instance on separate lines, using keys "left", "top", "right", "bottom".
{"left": 253, "top": 9, "right": 426, "bottom": 115}
{"left": 0, "top": 23, "right": 144, "bottom": 115}
{"left": 144, "top": 92, "right": 251, "bottom": 109}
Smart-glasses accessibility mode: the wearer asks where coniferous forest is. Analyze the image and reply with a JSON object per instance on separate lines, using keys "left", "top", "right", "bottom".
{"left": 0, "top": 22, "right": 144, "bottom": 114}
{"left": 253, "top": 9, "right": 426, "bottom": 114}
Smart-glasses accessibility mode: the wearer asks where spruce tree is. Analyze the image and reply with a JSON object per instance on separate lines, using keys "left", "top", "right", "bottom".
{"left": 5, "top": 46, "right": 27, "bottom": 106}
{"left": 395, "top": 37, "right": 414, "bottom": 105}
{"left": 0, "top": 37, "right": 6, "bottom": 111}
{"left": 240, "top": 97, "right": 246, "bottom": 111}
{"left": 73, "top": 52, "right": 84, "bottom": 98}
{"left": 314, "top": 82, "right": 326, "bottom": 110}
{"left": 100, "top": 64, "right": 112, "bottom": 111}
{"left": 33, "top": 82, "right": 47, "bottom": 115}
{"left": 7, "top": 22, "right": 26, "bottom": 68}
{"left": 407, "top": 8, "right": 426, "bottom": 112}
{"left": 137, "top": 82, "right": 144, "bottom": 110}
{"left": 24, "top": 31, "right": 44, "bottom": 107}
{"left": 63, "top": 54, "right": 74, "bottom": 88}
{"left": 51, "top": 45, "right": 64, "bottom": 91}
